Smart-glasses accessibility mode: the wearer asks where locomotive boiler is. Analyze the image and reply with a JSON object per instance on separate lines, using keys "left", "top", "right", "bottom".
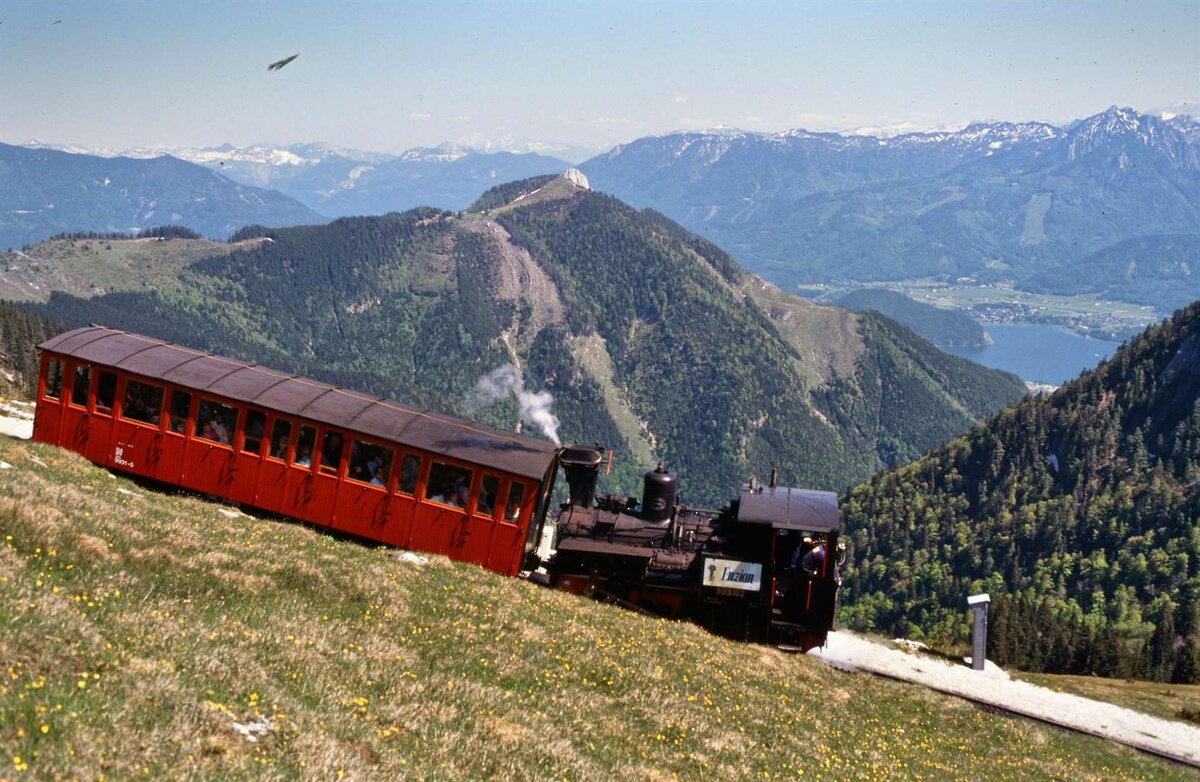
{"left": 538, "top": 445, "right": 841, "bottom": 651}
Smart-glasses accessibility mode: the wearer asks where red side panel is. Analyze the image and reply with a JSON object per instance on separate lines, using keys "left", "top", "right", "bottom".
{"left": 156, "top": 430, "right": 187, "bottom": 485}
{"left": 487, "top": 520, "right": 525, "bottom": 576}
{"left": 230, "top": 451, "right": 263, "bottom": 506}
{"left": 456, "top": 513, "right": 495, "bottom": 568}
{"left": 59, "top": 403, "right": 91, "bottom": 455}
{"left": 253, "top": 459, "right": 292, "bottom": 515}
{"left": 31, "top": 397, "right": 61, "bottom": 446}
{"left": 309, "top": 473, "right": 339, "bottom": 527}
{"left": 380, "top": 495, "right": 417, "bottom": 548}
{"left": 109, "top": 418, "right": 163, "bottom": 480}
{"left": 83, "top": 413, "right": 114, "bottom": 467}
{"left": 333, "top": 482, "right": 389, "bottom": 540}
{"left": 184, "top": 440, "right": 237, "bottom": 496}
{"left": 409, "top": 503, "right": 462, "bottom": 558}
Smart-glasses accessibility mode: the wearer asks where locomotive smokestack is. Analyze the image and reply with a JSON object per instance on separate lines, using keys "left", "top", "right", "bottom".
{"left": 641, "top": 462, "right": 677, "bottom": 523}
{"left": 560, "top": 445, "right": 604, "bottom": 509}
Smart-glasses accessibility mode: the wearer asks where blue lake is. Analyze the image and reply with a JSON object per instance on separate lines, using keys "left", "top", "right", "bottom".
{"left": 947, "top": 323, "right": 1120, "bottom": 385}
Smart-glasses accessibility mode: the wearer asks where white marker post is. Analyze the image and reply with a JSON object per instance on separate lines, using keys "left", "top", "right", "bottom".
{"left": 967, "top": 593, "right": 990, "bottom": 671}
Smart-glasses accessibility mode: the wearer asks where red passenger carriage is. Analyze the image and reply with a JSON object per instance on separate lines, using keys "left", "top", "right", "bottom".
{"left": 32, "top": 326, "right": 558, "bottom": 576}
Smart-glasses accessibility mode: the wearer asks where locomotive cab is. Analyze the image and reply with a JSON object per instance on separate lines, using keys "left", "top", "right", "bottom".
{"left": 732, "top": 483, "right": 841, "bottom": 650}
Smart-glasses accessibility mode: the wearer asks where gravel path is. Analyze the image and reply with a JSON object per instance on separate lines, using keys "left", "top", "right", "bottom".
{"left": 0, "top": 404, "right": 33, "bottom": 440}
{"left": 809, "top": 630, "right": 1200, "bottom": 767}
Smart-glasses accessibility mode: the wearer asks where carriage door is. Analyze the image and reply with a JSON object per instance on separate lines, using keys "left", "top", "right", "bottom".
{"left": 109, "top": 377, "right": 165, "bottom": 477}
{"left": 382, "top": 453, "right": 422, "bottom": 548}
{"left": 32, "top": 357, "right": 65, "bottom": 445}
{"left": 310, "top": 428, "right": 346, "bottom": 524}
{"left": 185, "top": 398, "right": 239, "bottom": 497}
{"left": 487, "top": 480, "right": 531, "bottom": 575}
{"left": 231, "top": 409, "right": 267, "bottom": 506}
{"left": 458, "top": 473, "right": 500, "bottom": 566}
{"left": 156, "top": 390, "right": 192, "bottom": 485}
{"left": 82, "top": 369, "right": 117, "bottom": 465}
{"left": 333, "top": 439, "right": 394, "bottom": 539}
{"left": 60, "top": 364, "right": 93, "bottom": 454}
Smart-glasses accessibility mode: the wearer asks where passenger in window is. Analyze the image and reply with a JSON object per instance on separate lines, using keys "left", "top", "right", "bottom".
{"left": 210, "top": 416, "right": 230, "bottom": 445}
{"left": 399, "top": 456, "right": 420, "bottom": 494}
{"left": 452, "top": 475, "right": 469, "bottom": 508}
{"left": 320, "top": 432, "right": 344, "bottom": 474}
{"left": 169, "top": 392, "right": 190, "bottom": 433}
{"left": 96, "top": 372, "right": 116, "bottom": 412}
{"left": 295, "top": 445, "right": 313, "bottom": 467}
{"left": 370, "top": 466, "right": 387, "bottom": 487}
{"left": 506, "top": 484, "right": 525, "bottom": 521}
{"left": 271, "top": 434, "right": 289, "bottom": 459}
{"left": 200, "top": 420, "right": 219, "bottom": 442}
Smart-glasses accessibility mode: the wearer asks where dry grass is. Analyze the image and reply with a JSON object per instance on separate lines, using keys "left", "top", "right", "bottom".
{"left": 0, "top": 435, "right": 1194, "bottom": 780}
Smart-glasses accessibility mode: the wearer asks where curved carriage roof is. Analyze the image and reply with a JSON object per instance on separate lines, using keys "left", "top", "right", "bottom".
{"left": 738, "top": 485, "right": 839, "bottom": 532}
{"left": 40, "top": 326, "right": 558, "bottom": 480}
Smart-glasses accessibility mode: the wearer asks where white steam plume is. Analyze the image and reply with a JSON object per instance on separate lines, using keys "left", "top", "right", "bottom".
{"left": 465, "top": 364, "right": 561, "bottom": 446}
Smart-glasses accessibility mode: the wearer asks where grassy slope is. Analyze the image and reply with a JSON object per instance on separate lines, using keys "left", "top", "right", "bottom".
{"left": 0, "top": 435, "right": 1190, "bottom": 781}
{"left": 0, "top": 238, "right": 240, "bottom": 303}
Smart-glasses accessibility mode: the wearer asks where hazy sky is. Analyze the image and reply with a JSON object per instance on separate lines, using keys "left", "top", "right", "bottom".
{"left": 2, "top": 0, "right": 1197, "bottom": 156}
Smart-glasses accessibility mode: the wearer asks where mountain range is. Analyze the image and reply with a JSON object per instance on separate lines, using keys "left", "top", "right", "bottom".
{"left": 20, "top": 139, "right": 573, "bottom": 221}
{"left": 15, "top": 107, "right": 1198, "bottom": 313}
{"left": 0, "top": 143, "right": 324, "bottom": 250}
{"left": 579, "top": 107, "right": 1200, "bottom": 307}
{"left": 23, "top": 173, "right": 1026, "bottom": 504}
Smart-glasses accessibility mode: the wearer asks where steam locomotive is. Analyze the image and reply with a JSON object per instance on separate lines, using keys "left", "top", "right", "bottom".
{"left": 536, "top": 446, "right": 841, "bottom": 651}
{"left": 34, "top": 326, "right": 841, "bottom": 650}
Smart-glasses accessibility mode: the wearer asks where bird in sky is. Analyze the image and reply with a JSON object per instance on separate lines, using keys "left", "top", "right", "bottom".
{"left": 267, "top": 53, "right": 299, "bottom": 71}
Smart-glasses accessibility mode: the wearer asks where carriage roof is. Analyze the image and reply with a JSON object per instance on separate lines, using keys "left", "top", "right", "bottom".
{"left": 40, "top": 326, "right": 558, "bottom": 481}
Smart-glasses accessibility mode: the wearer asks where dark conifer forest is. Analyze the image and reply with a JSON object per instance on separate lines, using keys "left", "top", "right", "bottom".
{"left": 841, "top": 302, "right": 1200, "bottom": 682}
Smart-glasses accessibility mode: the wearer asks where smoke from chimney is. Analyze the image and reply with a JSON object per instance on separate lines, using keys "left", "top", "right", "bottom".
{"left": 465, "top": 363, "right": 561, "bottom": 446}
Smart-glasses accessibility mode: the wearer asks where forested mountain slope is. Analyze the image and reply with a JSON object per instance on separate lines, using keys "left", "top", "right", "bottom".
{"left": 841, "top": 301, "right": 1200, "bottom": 682}
{"left": 27, "top": 175, "right": 1025, "bottom": 503}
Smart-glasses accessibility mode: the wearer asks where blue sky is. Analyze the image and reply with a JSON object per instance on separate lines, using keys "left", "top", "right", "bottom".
{"left": 1, "top": 0, "right": 1196, "bottom": 155}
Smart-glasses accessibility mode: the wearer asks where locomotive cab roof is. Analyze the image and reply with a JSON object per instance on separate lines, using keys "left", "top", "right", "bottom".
{"left": 737, "top": 484, "right": 839, "bottom": 533}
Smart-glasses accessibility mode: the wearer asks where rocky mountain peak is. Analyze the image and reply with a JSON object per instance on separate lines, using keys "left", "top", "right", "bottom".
{"left": 561, "top": 168, "right": 590, "bottom": 189}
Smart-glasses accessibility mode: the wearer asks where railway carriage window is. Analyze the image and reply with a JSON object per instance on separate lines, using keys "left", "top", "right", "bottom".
{"left": 71, "top": 366, "right": 91, "bottom": 407}
{"left": 397, "top": 454, "right": 420, "bottom": 495}
{"left": 426, "top": 461, "right": 471, "bottom": 508}
{"left": 349, "top": 439, "right": 393, "bottom": 487}
{"left": 168, "top": 391, "right": 191, "bottom": 434}
{"left": 268, "top": 419, "right": 292, "bottom": 460}
{"left": 121, "top": 379, "right": 164, "bottom": 426}
{"left": 196, "top": 399, "right": 238, "bottom": 445}
{"left": 242, "top": 410, "right": 266, "bottom": 454}
{"left": 319, "top": 431, "right": 345, "bottom": 475}
{"left": 95, "top": 371, "right": 117, "bottom": 415}
{"left": 294, "top": 426, "right": 316, "bottom": 468}
{"left": 477, "top": 475, "right": 500, "bottom": 517}
{"left": 505, "top": 482, "right": 526, "bottom": 522}
{"left": 44, "top": 359, "right": 64, "bottom": 400}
